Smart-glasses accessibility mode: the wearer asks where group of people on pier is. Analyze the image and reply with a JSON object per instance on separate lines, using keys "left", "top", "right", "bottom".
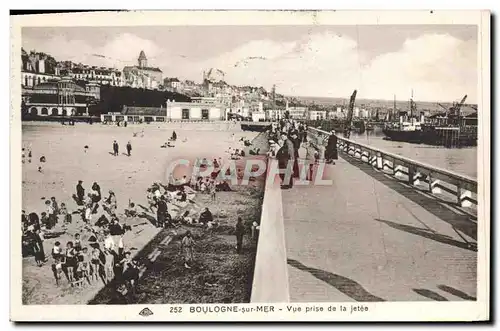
{"left": 268, "top": 118, "right": 338, "bottom": 189}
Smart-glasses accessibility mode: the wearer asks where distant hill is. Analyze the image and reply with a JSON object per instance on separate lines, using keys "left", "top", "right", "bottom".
{"left": 293, "top": 95, "right": 478, "bottom": 114}
{"left": 89, "top": 85, "right": 191, "bottom": 115}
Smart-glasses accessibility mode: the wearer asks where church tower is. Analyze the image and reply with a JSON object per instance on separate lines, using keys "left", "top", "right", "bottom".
{"left": 138, "top": 50, "right": 147, "bottom": 68}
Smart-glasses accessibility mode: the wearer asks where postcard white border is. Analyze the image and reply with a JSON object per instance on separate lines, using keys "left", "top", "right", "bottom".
{"left": 9, "top": 10, "right": 490, "bottom": 322}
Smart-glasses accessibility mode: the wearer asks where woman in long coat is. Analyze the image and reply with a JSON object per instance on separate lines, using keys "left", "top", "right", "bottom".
{"left": 324, "top": 130, "right": 338, "bottom": 164}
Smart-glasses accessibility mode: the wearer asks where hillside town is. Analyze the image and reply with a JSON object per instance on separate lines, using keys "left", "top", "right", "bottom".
{"left": 21, "top": 48, "right": 417, "bottom": 123}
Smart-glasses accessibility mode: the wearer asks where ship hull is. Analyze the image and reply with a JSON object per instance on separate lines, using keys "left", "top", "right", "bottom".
{"left": 382, "top": 128, "right": 422, "bottom": 143}
{"left": 240, "top": 122, "right": 271, "bottom": 132}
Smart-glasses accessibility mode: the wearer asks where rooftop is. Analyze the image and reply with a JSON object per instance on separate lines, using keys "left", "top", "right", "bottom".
{"left": 121, "top": 106, "right": 166, "bottom": 117}
{"left": 123, "top": 66, "right": 163, "bottom": 73}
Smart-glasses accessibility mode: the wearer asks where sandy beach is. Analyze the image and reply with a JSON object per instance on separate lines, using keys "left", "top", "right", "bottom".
{"left": 21, "top": 122, "right": 263, "bottom": 304}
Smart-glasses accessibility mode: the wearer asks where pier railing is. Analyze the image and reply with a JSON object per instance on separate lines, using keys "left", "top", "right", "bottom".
{"left": 308, "top": 127, "right": 478, "bottom": 211}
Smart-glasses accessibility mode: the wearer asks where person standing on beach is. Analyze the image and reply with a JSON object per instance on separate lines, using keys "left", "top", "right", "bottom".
{"left": 156, "top": 196, "right": 168, "bottom": 228}
{"left": 113, "top": 140, "right": 119, "bottom": 156}
{"left": 180, "top": 231, "right": 195, "bottom": 269}
{"left": 76, "top": 180, "right": 85, "bottom": 205}
{"left": 126, "top": 141, "right": 132, "bottom": 157}
{"left": 235, "top": 217, "right": 245, "bottom": 254}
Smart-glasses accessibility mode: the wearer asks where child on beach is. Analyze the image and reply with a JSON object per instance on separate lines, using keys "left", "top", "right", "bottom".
{"left": 103, "top": 248, "right": 115, "bottom": 284}
{"left": 180, "top": 231, "right": 195, "bottom": 269}
{"left": 125, "top": 201, "right": 137, "bottom": 217}
{"left": 51, "top": 256, "right": 64, "bottom": 286}
{"left": 74, "top": 233, "right": 82, "bottom": 252}
{"left": 77, "top": 247, "right": 91, "bottom": 285}
{"left": 51, "top": 241, "right": 62, "bottom": 260}
{"left": 59, "top": 203, "right": 72, "bottom": 224}
{"left": 210, "top": 184, "right": 216, "bottom": 201}
{"left": 45, "top": 200, "right": 56, "bottom": 229}
{"left": 50, "top": 197, "right": 60, "bottom": 215}
{"left": 65, "top": 241, "right": 77, "bottom": 285}
{"left": 91, "top": 246, "right": 101, "bottom": 282}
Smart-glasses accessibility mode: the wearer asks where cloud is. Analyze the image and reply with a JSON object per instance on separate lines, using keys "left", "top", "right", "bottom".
{"left": 361, "top": 34, "right": 477, "bottom": 102}
{"left": 23, "top": 33, "right": 164, "bottom": 69}
{"left": 22, "top": 31, "right": 477, "bottom": 103}
{"left": 193, "top": 32, "right": 477, "bottom": 103}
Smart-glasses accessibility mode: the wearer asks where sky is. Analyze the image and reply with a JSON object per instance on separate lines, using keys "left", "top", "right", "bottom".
{"left": 22, "top": 25, "right": 478, "bottom": 103}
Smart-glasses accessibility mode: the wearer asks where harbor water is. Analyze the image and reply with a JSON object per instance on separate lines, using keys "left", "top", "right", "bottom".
{"left": 349, "top": 128, "right": 477, "bottom": 178}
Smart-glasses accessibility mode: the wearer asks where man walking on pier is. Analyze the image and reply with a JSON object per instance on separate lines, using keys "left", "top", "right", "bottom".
{"left": 277, "top": 133, "right": 295, "bottom": 189}
{"left": 325, "top": 130, "right": 338, "bottom": 164}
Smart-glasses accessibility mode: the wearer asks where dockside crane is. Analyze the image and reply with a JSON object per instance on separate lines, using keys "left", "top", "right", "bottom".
{"left": 438, "top": 95, "right": 468, "bottom": 117}
{"left": 344, "top": 89, "right": 357, "bottom": 139}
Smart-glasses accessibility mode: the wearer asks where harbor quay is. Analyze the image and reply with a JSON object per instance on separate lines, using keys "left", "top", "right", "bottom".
{"left": 251, "top": 127, "right": 478, "bottom": 303}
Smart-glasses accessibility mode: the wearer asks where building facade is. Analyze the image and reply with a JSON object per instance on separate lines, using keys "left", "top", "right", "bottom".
{"left": 21, "top": 49, "right": 60, "bottom": 88}
{"left": 100, "top": 101, "right": 225, "bottom": 122}
{"left": 59, "top": 62, "right": 123, "bottom": 87}
{"left": 23, "top": 77, "right": 100, "bottom": 116}
{"left": 308, "top": 110, "right": 327, "bottom": 120}
{"left": 123, "top": 51, "right": 163, "bottom": 90}
{"left": 287, "top": 106, "right": 308, "bottom": 119}
{"left": 167, "top": 100, "right": 224, "bottom": 121}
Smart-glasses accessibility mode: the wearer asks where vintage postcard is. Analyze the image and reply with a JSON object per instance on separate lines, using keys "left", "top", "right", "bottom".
{"left": 10, "top": 10, "right": 490, "bottom": 322}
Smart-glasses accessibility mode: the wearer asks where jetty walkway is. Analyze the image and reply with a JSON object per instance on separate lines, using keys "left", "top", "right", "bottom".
{"left": 252, "top": 128, "right": 480, "bottom": 303}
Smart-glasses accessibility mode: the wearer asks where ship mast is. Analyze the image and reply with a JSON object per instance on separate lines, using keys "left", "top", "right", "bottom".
{"left": 410, "top": 89, "right": 414, "bottom": 118}
{"left": 393, "top": 94, "right": 396, "bottom": 121}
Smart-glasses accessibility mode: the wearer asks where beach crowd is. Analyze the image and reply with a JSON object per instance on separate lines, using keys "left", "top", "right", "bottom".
{"left": 21, "top": 128, "right": 261, "bottom": 300}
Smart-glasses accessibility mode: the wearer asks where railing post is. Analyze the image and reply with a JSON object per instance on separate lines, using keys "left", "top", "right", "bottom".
{"left": 456, "top": 183, "right": 473, "bottom": 208}
{"left": 430, "top": 179, "right": 442, "bottom": 194}
{"left": 355, "top": 146, "right": 361, "bottom": 159}
{"left": 413, "top": 171, "right": 422, "bottom": 186}
{"left": 376, "top": 152, "right": 383, "bottom": 170}
{"left": 408, "top": 165, "right": 416, "bottom": 185}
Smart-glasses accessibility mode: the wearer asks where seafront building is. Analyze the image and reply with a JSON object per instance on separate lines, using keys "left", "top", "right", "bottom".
{"left": 23, "top": 76, "right": 100, "bottom": 116}
{"left": 21, "top": 49, "right": 60, "bottom": 88}
{"left": 100, "top": 98, "right": 226, "bottom": 123}
{"left": 59, "top": 61, "right": 124, "bottom": 87}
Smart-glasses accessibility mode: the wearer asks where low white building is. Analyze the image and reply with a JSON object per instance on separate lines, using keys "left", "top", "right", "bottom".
{"left": 251, "top": 112, "right": 266, "bottom": 122}
{"left": 166, "top": 100, "right": 224, "bottom": 121}
{"left": 266, "top": 109, "right": 284, "bottom": 121}
{"left": 308, "top": 110, "right": 327, "bottom": 120}
{"left": 287, "top": 106, "right": 308, "bottom": 119}
{"left": 354, "top": 107, "right": 360, "bottom": 118}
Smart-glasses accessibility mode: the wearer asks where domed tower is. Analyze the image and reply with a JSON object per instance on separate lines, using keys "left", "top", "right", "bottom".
{"left": 138, "top": 50, "right": 147, "bottom": 68}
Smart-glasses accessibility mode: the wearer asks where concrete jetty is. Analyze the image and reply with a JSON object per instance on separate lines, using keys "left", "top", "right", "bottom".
{"left": 253, "top": 129, "right": 478, "bottom": 303}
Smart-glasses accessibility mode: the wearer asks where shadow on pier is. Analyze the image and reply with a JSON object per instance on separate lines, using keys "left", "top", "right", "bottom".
{"left": 413, "top": 285, "right": 476, "bottom": 301}
{"left": 413, "top": 289, "right": 449, "bottom": 301}
{"left": 287, "top": 258, "right": 385, "bottom": 302}
{"left": 374, "top": 219, "right": 477, "bottom": 252}
{"left": 341, "top": 155, "right": 477, "bottom": 242}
